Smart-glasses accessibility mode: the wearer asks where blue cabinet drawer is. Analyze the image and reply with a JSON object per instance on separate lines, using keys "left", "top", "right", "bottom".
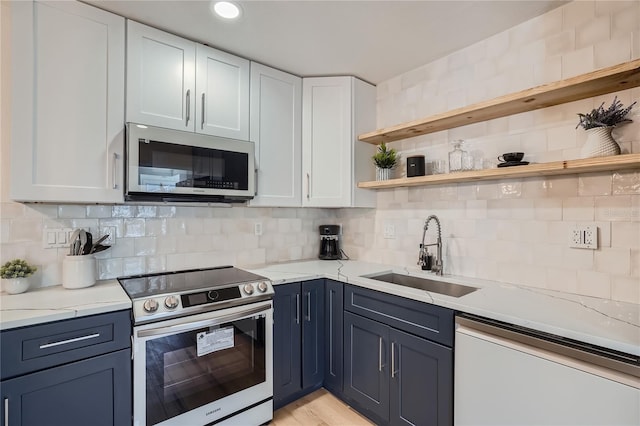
{"left": 344, "top": 284, "right": 454, "bottom": 346}
{"left": 1, "top": 310, "right": 131, "bottom": 380}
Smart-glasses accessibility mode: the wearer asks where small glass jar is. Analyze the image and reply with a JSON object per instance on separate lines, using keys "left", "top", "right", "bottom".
{"left": 448, "top": 140, "right": 469, "bottom": 173}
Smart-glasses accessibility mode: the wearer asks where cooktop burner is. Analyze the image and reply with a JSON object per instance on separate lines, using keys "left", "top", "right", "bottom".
{"left": 117, "top": 266, "right": 273, "bottom": 325}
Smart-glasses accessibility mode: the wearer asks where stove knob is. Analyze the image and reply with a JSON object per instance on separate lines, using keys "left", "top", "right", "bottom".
{"left": 243, "top": 283, "right": 254, "bottom": 295}
{"left": 143, "top": 299, "right": 159, "bottom": 313}
{"left": 165, "top": 295, "right": 179, "bottom": 310}
{"left": 257, "top": 281, "right": 269, "bottom": 293}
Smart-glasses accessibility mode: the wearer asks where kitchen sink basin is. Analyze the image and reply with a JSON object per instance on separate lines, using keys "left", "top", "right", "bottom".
{"left": 364, "top": 273, "right": 477, "bottom": 298}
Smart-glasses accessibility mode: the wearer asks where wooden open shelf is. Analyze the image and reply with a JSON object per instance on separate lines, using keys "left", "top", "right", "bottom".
{"left": 359, "top": 59, "right": 640, "bottom": 145}
{"left": 357, "top": 154, "right": 640, "bottom": 189}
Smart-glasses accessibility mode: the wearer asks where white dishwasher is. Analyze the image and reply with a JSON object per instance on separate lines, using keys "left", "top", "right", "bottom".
{"left": 454, "top": 316, "right": 640, "bottom": 426}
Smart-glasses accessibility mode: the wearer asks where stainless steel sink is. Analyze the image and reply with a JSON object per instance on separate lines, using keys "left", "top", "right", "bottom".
{"left": 364, "top": 273, "right": 477, "bottom": 298}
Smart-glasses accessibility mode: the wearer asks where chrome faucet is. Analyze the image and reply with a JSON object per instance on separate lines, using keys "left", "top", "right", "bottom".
{"left": 417, "top": 215, "right": 443, "bottom": 275}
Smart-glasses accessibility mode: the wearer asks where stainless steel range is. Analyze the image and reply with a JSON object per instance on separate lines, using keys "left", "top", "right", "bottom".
{"left": 118, "top": 266, "right": 274, "bottom": 426}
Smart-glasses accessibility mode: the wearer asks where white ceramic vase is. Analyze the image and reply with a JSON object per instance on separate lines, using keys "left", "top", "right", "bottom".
{"left": 580, "top": 126, "right": 621, "bottom": 158}
{"left": 376, "top": 167, "right": 392, "bottom": 181}
{"left": 2, "top": 277, "right": 30, "bottom": 294}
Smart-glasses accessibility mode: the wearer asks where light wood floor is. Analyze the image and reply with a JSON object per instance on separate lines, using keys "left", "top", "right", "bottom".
{"left": 271, "top": 389, "right": 374, "bottom": 426}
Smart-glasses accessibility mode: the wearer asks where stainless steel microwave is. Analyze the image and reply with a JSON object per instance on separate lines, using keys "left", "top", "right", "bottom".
{"left": 125, "top": 123, "right": 255, "bottom": 203}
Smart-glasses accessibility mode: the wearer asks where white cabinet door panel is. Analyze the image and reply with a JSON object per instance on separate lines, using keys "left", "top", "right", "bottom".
{"left": 196, "top": 45, "right": 249, "bottom": 140}
{"left": 302, "top": 77, "right": 375, "bottom": 208}
{"left": 302, "top": 78, "right": 351, "bottom": 207}
{"left": 249, "top": 63, "right": 301, "bottom": 207}
{"left": 126, "top": 21, "right": 195, "bottom": 131}
{"left": 11, "top": 0, "right": 125, "bottom": 203}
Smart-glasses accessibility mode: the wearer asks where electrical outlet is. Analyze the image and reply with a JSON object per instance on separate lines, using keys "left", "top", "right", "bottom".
{"left": 101, "top": 226, "right": 117, "bottom": 245}
{"left": 568, "top": 224, "right": 598, "bottom": 249}
{"left": 383, "top": 223, "right": 396, "bottom": 239}
{"left": 254, "top": 222, "right": 263, "bottom": 236}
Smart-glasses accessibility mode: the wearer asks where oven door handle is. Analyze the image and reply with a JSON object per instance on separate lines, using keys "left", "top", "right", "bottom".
{"left": 136, "top": 302, "right": 271, "bottom": 338}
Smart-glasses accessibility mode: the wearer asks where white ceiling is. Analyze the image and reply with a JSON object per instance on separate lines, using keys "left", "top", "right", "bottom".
{"left": 85, "top": 0, "right": 568, "bottom": 84}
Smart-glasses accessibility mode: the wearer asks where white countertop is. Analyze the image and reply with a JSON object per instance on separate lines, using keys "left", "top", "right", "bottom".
{"left": 0, "top": 280, "right": 131, "bottom": 330}
{"left": 1, "top": 260, "right": 638, "bottom": 357}
{"left": 248, "top": 260, "right": 640, "bottom": 356}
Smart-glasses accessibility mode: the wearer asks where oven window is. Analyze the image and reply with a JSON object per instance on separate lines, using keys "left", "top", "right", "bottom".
{"left": 137, "top": 139, "right": 249, "bottom": 191}
{"left": 144, "top": 315, "right": 266, "bottom": 425}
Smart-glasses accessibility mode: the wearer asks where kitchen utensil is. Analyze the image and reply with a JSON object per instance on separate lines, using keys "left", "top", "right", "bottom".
{"left": 91, "top": 244, "right": 111, "bottom": 254}
{"left": 83, "top": 232, "right": 93, "bottom": 255}
{"left": 69, "top": 229, "right": 80, "bottom": 255}
{"left": 89, "top": 235, "right": 109, "bottom": 253}
{"left": 498, "top": 152, "right": 524, "bottom": 162}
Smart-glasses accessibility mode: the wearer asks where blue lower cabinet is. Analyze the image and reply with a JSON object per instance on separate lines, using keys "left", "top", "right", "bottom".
{"left": 0, "top": 348, "right": 131, "bottom": 426}
{"left": 344, "top": 311, "right": 453, "bottom": 426}
{"left": 273, "top": 282, "right": 303, "bottom": 408}
{"left": 344, "top": 311, "right": 390, "bottom": 424}
{"left": 390, "top": 328, "right": 452, "bottom": 426}
{"left": 273, "top": 280, "right": 325, "bottom": 409}
{"left": 323, "top": 279, "right": 344, "bottom": 397}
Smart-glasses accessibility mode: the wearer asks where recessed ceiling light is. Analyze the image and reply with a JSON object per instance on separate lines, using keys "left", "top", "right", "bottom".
{"left": 212, "top": 1, "right": 241, "bottom": 20}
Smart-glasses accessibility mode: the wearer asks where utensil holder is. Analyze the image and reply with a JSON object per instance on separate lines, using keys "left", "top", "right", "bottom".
{"left": 62, "top": 255, "right": 96, "bottom": 289}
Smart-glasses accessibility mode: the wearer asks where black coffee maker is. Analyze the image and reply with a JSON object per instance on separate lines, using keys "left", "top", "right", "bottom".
{"left": 318, "top": 225, "right": 341, "bottom": 260}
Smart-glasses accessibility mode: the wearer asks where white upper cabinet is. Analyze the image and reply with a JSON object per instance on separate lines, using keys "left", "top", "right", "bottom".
{"left": 302, "top": 77, "right": 376, "bottom": 208}
{"left": 249, "top": 63, "right": 302, "bottom": 207}
{"left": 196, "top": 45, "right": 250, "bottom": 140}
{"left": 126, "top": 21, "right": 196, "bottom": 132}
{"left": 127, "top": 22, "right": 249, "bottom": 139}
{"left": 11, "top": 0, "right": 125, "bottom": 203}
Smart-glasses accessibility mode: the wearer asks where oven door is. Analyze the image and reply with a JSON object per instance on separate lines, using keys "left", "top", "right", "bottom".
{"left": 132, "top": 301, "right": 273, "bottom": 426}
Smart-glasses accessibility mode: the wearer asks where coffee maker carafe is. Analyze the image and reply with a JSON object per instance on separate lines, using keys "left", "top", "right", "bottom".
{"left": 318, "top": 225, "right": 341, "bottom": 260}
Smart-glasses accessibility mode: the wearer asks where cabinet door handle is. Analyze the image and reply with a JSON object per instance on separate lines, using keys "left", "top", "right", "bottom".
{"left": 185, "top": 89, "right": 191, "bottom": 125}
{"left": 39, "top": 333, "right": 100, "bottom": 349}
{"left": 295, "top": 294, "right": 300, "bottom": 325}
{"left": 4, "top": 398, "right": 8, "bottom": 426}
{"left": 391, "top": 342, "right": 397, "bottom": 378}
{"left": 378, "top": 337, "right": 383, "bottom": 372}
{"left": 201, "top": 93, "right": 206, "bottom": 129}
{"left": 306, "top": 173, "right": 311, "bottom": 200}
{"left": 112, "top": 152, "right": 120, "bottom": 190}
{"left": 305, "top": 292, "right": 311, "bottom": 322}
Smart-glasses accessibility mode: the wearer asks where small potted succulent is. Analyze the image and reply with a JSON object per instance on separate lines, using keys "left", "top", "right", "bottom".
{"left": 1, "top": 259, "right": 37, "bottom": 294}
{"left": 373, "top": 142, "right": 398, "bottom": 181}
{"left": 576, "top": 97, "right": 637, "bottom": 158}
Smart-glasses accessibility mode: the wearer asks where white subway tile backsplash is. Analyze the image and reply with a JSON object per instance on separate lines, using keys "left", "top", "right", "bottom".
{"left": 58, "top": 205, "right": 86, "bottom": 219}
{"left": 562, "top": 46, "right": 595, "bottom": 78}
{"left": 578, "top": 173, "right": 612, "bottom": 196}
{"left": 576, "top": 269, "right": 611, "bottom": 299}
{"left": 611, "top": 275, "right": 640, "bottom": 303}
{"left": 563, "top": 196, "right": 595, "bottom": 221}
{"left": 595, "top": 247, "right": 631, "bottom": 275}
{"left": 123, "top": 218, "right": 146, "bottom": 238}
{"left": 594, "top": 35, "right": 632, "bottom": 69}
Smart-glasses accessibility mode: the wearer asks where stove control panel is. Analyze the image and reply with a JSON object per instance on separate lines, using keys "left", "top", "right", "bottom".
{"left": 131, "top": 280, "right": 274, "bottom": 324}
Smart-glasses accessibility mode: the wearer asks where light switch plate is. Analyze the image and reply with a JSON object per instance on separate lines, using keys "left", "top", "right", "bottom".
{"left": 42, "top": 227, "right": 74, "bottom": 248}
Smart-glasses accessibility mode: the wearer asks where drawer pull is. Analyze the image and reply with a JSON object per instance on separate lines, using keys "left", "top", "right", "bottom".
{"left": 39, "top": 333, "right": 100, "bottom": 349}
{"left": 4, "top": 398, "right": 8, "bottom": 426}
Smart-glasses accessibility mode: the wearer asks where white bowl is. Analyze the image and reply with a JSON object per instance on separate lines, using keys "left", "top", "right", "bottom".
{"left": 2, "top": 277, "right": 30, "bottom": 294}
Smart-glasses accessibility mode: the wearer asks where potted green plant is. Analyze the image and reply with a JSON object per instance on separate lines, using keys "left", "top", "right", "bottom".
{"left": 576, "top": 97, "right": 637, "bottom": 158}
{"left": 373, "top": 142, "right": 398, "bottom": 180}
{"left": 1, "top": 259, "right": 37, "bottom": 294}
